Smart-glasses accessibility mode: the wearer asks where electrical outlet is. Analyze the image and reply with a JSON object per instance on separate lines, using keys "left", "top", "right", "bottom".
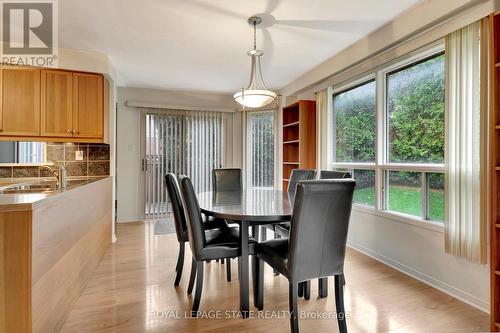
{"left": 75, "top": 150, "right": 84, "bottom": 161}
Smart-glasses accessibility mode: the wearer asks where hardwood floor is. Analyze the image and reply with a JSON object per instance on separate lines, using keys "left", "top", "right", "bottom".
{"left": 60, "top": 222, "right": 488, "bottom": 333}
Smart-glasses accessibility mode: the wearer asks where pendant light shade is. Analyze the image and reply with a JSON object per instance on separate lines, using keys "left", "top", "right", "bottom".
{"left": 234, "top": 89, "right": 277, "bottom": 108}
{"left": 234, "top": 16, "right": 277, "bottom": 108}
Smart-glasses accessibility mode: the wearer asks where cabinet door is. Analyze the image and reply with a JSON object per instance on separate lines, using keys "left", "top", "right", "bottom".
{"left": 0, "top": 66, "right": 41, "bottom": 136}
{"left": 41, "top": 70, "right": 73, "bottom": 137}
{"left": 72, "top": 73, "right": 103, "bottom": 138}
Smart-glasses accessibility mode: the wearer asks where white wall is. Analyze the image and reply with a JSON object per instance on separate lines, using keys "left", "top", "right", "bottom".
{"left": 348, "top": 209, "right": 489, "bottom": 311}
{"left": 279, "top": 0, "right": 492, "bottom": 313}
{"left": 116, "top": 87, "right": 241, "bottom": 223}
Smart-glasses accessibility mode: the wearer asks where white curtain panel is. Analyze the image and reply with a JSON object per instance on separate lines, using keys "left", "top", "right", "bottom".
{"left": 316, "top": 89, "right": 329, "bottom": 169}
{"left": 444, "top": 19, "right": 488, "bottom": 264}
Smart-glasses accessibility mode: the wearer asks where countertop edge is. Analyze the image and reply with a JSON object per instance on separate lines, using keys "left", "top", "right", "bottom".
{"left": 0, "top": 176, "right": 112, "bottom": 213}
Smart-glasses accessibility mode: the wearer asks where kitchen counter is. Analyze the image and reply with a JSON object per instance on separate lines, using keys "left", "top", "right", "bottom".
{"left": 0, "top": 176, "right": 108, "bottom": 211}
{"left": 0, "top": 176, "right": 113, "bottom": 333}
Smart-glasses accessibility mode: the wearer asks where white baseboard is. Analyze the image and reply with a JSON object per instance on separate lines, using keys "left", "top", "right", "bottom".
{"left": 347, "top": 240, "right": 489, "bottom": 314}
{"left": 116, "top": 217, "right": 144, "bottom": 223}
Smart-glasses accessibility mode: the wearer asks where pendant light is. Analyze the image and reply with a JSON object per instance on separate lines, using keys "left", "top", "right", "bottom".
{"left": 234, "top": 16, "right": 277, "bottom": 108}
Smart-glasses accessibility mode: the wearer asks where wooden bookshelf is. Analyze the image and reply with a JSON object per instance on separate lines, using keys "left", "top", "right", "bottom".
{"left": 282, "top": 100, "right": 316, "bottom": 189}
{"left": 491, "top": 13, "right": 500, "bottom": 331}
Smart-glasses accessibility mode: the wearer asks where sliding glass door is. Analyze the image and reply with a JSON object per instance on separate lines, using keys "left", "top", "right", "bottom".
{"left": 144, "top": 110, "right": 226, "bottom": 218}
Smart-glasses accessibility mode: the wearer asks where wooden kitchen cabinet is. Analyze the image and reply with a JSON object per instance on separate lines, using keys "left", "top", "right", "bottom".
{"left": 72, "top": 72, "right": 103, "bottom": 139}
{"left": 0, "top": 66, "right": 41, "bottom": 137}
{"left": 0, "top": 65, "right": 107, "bottom": 142}
{"left": 40, "top": 69, "right": 74, "bottom": 137}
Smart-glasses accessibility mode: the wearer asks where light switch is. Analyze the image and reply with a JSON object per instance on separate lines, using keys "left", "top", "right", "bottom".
{"left": 75, "top": 150, "right": 84, "bottom": 161}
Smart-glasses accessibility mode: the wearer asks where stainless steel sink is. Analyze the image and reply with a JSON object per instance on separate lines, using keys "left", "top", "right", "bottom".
{"left": 0, "top": 178, "right": 89, "bottom": 194}
{"left": 0, "top": 183, "right": 57, "bottom": 194}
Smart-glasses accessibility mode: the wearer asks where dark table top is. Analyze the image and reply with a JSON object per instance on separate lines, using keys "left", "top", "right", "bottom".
{"left": 198, "top": 188, "right": 292, "bottom": 223}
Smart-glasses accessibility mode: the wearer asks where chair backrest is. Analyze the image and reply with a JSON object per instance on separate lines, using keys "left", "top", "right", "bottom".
{"left": 319, "top": 170, "right": 351, "bottom": 179}
{"left": 179, "top": 176, "right": 206, "bottom": 260}
{"left": 287, "top": 169, "right": 317, "bottom": 204}
{"left": 164, "top": 173, "right": 187, "bottom": 242}
{"left": 213, "top": 168, "right": 242, "bottom": 192}
{"left": 287, "top": 179, "right": 355, "bottom": 283}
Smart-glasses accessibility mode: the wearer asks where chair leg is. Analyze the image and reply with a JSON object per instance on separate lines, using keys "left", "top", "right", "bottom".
{"left": 191, "top": 262, "right": 204, "bottom": 317}
{"left": 260, "top": 226, "right": 267, "bottom": 241}
{"left": 174, "top": 242, "right": 185, "bottom": 286}
{"left": 273, "top": 230, "right": 280, "bottom": 276}
{"left": 252, "top": 255, "right": 264, "bottom": 310}
{"left": 304, "top": 281, "right": 311, "bottom": 300}
{"left": 289, "top": 282, "right": 299, "bottom": 333}
{"left": 318, "top": 277, "right": 328, "bottom": 298}
{"left": 334, "top": 274, "right": 348, "bottom": 333}
{"left": 187, "top": 258, "right": 197, "bottom": 295}
{"left": 341, "top": 274, "right": 346, "bottom": 286}
{"left": 237, "top": 257, "right": 241, "bottom": 281}
{"left": 298, "top": 282, "right": 304, "bottom": 297}
{"left": 226, "top": 258, "right": 232, "bottom": 282}
{"left": 251, "top": 226, "right": 258, "bottom": 241}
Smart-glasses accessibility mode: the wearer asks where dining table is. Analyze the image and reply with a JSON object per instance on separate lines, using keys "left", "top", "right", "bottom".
{"left": 197, "top": 188, "right": 292, "bottom": 318}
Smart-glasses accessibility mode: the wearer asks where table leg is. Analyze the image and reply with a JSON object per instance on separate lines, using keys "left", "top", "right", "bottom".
{"left": 239, "top": 220, "right": 249, "bottom": 318}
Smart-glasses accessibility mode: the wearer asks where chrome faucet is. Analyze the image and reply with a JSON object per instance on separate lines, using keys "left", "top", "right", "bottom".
{"left": 39, "top": 162, "right": 67, "bottom": 189}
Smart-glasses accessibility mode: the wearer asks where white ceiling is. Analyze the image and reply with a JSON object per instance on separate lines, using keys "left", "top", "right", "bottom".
{"left": 59, "top": 0, "right": 423, "bottom": 93}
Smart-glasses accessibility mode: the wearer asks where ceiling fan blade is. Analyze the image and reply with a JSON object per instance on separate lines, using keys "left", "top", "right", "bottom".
{"left": 265, "top": 0, "right": 281, "bottom": 14}
{"left": 275, "top": 20, "right": 383, "bottom": 34}
{"left": 261, "top": 27, "right": 274, "bottom": 63}
{"left": 186, "top": 1, "right": 245, "bottom": 20}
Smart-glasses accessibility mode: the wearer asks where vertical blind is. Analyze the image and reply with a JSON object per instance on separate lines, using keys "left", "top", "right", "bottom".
{"left": 248, "top": 110, "right": 274, "bottom": 188}
{"left": 144, "top": 110, "right": 226, "bottom": 218}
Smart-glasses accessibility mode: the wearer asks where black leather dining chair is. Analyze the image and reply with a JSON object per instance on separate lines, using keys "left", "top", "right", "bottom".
{"left": 165, "top": 173, "right": 231, "bottom": 286}
{"left": 273, "top": 169, "right": 316, "bottom": 291}
{"left": 254, "top": 179, "right": 355, "bottom": 333}
{"left": 319, "top": 170, "right": 351, "bottom": 179}
{"left": 180, "top": 176, "right": 257, "bottom": 316}
{"left": 211, "top": 168, "right": 243, "bottom": 270}
{"left": 314, "top": 170, "right": 352, "bottom": 297}
{"left": 272, "top": 169, "right": 317, "bottom": 239}
{"left": 213, "top": 168, "right": 243, "bottom": 192}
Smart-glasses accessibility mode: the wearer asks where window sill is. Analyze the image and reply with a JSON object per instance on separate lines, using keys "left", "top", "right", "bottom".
{"left": 352, "top": 204, "right": 444, "bottom": 233}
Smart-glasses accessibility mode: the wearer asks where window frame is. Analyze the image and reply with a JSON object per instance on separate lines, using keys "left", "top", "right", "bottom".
{"left": 328, "top": 43, "right": 445, "bottom": 230}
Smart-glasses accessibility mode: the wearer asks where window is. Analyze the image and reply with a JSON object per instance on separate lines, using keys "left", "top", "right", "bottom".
{"left": 332, "top": 80, "right": 376, "bottom": 163}
{"left": 247, "top": 110, "right": 275, "bottom": 188}
{"left": 328, "top": 47, "right": 445, "bottom": 225}
{"left": 331, "top": 80, "right": 376, "bottom": 206}
{"left": 387, "top": 54, "right": 445, "bottom": 164}
{"left": 17, "top": 142, "right": 45, "bottom": 163}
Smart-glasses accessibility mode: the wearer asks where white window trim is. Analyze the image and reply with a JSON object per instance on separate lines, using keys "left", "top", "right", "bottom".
{"left": 327, "top": 42, "right": 445, "bottom": 231}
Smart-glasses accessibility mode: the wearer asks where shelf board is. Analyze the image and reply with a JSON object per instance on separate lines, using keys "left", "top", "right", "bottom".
{"left": 496, "top": 62, "right": 500, "bottom": 68}
{"left": 496, "top": 167, "right": 500, "bottom": 171}
{"left": 496, "top": 224, "right": 500, "bottom": 228}
{"left": 496, "top": 125, "right": 500, "bottom": 130}
{"left": 283, "top": 140, "right": 299, "bottom": 144}
{"left": 283, "top": 121, "right": 300, "bottom": 128}
{"left": 495, "top": 270, "right": 500, "bottom": 276}
{"left": 283, "top": 162, "right": 299, "bottom": 165}
{"left": 283, "top": 178, "right": 290, "bottom": 182}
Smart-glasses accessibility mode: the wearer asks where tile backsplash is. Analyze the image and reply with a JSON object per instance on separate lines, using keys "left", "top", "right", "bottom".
{"left": 0, "top": 143, "right": 110, "bottom": 178}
